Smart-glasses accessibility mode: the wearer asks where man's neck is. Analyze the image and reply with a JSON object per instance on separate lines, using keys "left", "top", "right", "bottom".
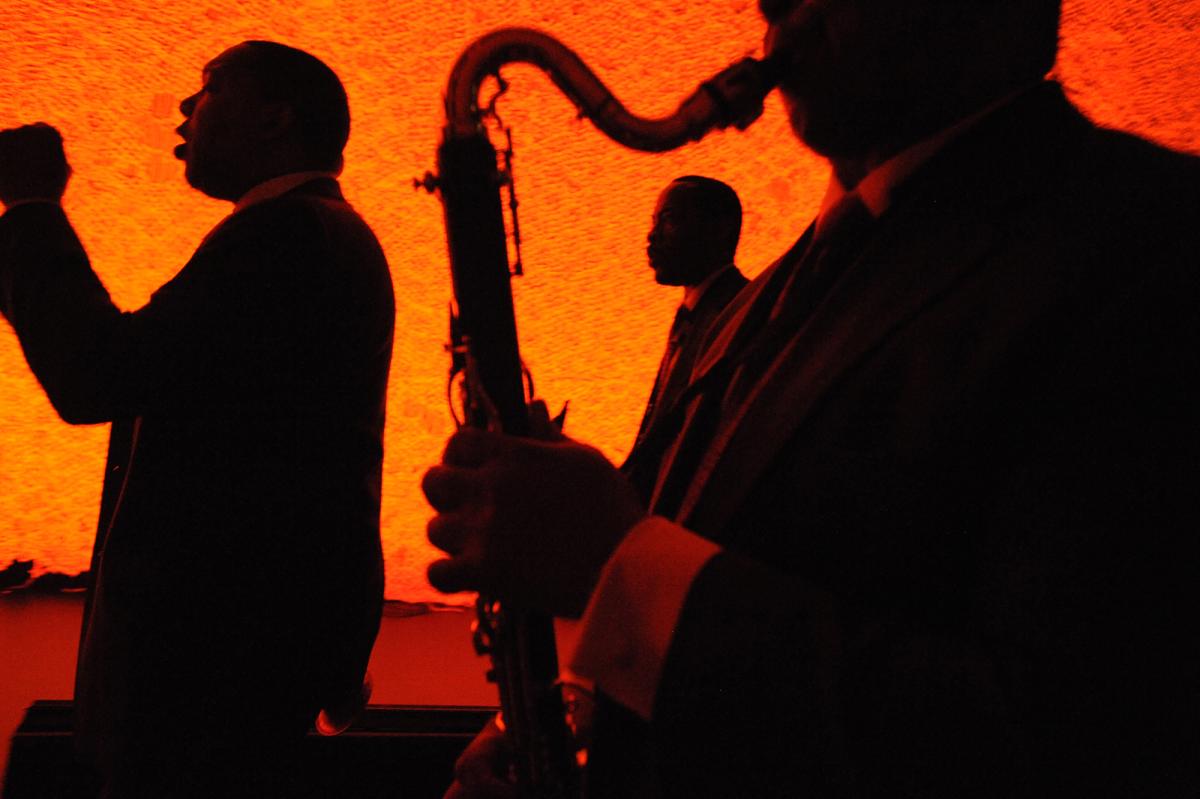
{"left": 829, "top": 81, "right": 1041, "bottom": 192}
{"left": 824, "top": 82, "right": 1040, "bottom": 216}
{"left": 682, "top": 263, "right": 735, "bottom": 310}
{"left": 232, "top": 171, "right": 336, "bottom": 213}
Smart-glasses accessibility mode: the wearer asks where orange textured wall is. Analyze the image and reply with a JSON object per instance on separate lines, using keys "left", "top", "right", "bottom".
{"left": 1, "top": 1, "right": 1197, "bottom": 602}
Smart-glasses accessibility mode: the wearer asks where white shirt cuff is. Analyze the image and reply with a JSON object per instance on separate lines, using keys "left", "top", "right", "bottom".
{"left": 566, "top": 515, "right": 720, "bottom": 720}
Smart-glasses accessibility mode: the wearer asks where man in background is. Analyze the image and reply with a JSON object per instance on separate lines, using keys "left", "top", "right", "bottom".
{"left": 624, "top": 175, "right": 747, "bottom": 499}
{"left": 425, "top": 0, "right": 1200, "bottom": 795}
{"left": 0, "top": 41, "right": 393, "bottom": 797}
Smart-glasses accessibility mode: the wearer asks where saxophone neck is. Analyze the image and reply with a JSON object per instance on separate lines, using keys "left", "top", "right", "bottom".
{"left": 443, "top": 27, "right": 781, "bottom": 151}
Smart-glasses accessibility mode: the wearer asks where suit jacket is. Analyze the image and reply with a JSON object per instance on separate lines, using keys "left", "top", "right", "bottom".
{"left": 624, "top": 266, "right": 748, "bottom": 500}
{"left": 0, "top": 179, "right": 394, "bottom": 772}
{"left": 591, "top": 83, "right": 1200, "bottom": 797}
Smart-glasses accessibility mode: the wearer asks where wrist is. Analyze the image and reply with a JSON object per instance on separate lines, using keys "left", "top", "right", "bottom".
{"left": 571, "top": 511, "right": 648, "bottom": 618}
{"left": 568, "top": 516, "right": 721, "bottom": 719}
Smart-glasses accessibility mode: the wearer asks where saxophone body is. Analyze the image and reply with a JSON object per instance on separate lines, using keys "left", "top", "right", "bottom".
{"left": 430, "top": 27, "right": 783, "bottom": 798}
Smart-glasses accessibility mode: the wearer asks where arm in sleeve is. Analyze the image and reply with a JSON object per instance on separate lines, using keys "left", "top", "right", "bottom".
{"left": 0, "top": 203, "right": 123, "bottom": 422}
{"left": 567, "top": 515, "right": 720, "bottom": 719}
{"left": 0, "top": 201, "right": 332, "bottom": 423}
{"left": 567, "top": 514, "right": 1032, "bottom": 797}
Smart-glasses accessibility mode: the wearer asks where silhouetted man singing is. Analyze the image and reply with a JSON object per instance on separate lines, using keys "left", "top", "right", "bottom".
{"left": 0, "top": 41, "right": 393, "bottom": 798}
{"left": 424, "top": 1, "right": 1200, "bottom": 796}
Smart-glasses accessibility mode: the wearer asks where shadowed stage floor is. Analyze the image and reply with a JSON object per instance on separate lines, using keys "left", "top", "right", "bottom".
{"left": 0, "top": 594, "right": 498, "bottom": 796}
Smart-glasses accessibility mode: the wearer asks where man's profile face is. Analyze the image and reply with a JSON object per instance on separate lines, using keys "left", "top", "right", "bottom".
{"left": 647, "top": 182, "right": 715, "bottom": 287}
{"left": 174, "top": 46, "right": 265, "bottom": 201}
{"left": 761, "top": 0, "right": 955, "bottom": 160}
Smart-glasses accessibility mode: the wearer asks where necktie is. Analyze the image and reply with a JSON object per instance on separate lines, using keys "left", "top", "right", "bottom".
{"left": 651, "top": 196, "right": 875, "bottom": 522}
{"left": 669, "top": 303, "right": 693, "bottom": 344}
{"left": 727, "top": 194, "right": 874, "bottom": 399}
{"left": 665, "top": 304, "right": 693, "bottom": 368}
{"left": 813, "top": 193, "right": 874, "bottom": 253}
{"left": 634, "top": 305, "right": 693, "bottom": 444}
{"left": 767, "top": 194, "right": 874, "bottom": 324}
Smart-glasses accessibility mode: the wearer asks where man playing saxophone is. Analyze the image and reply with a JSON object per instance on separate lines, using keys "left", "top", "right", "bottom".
{"left": 424, "top": 0, "right": 1200, "bottom": 795}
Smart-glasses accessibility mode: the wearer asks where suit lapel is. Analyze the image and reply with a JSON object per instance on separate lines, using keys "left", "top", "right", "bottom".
{"left": 691, "top": 232, "right": 812, "bottom": 382}
{"left": 664, "top": 268, "right": 751, "bottom": 407}
{"left": 671, "top": 82, "right": 1092, "bottom": 537}
{"left": 627, "top": 267, "right": 751, "bottom": 484}
{"left": 644, "top": 237, "right": 807, "bottom": 510}
{"left": 652, "top": 84, "right": 1093, "bottom": 534}
{"left": 680, "top": 204, "right": 998, "bottom": 535}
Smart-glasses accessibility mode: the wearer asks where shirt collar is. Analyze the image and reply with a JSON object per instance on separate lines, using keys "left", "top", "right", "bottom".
{"left": 232, "top": 171, "right": 337, "bottom": 214}
{"left": 682, "top": 263, "right": 736, "bottom": 310}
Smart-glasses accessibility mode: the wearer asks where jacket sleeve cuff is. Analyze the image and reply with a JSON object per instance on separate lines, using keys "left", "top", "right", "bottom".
{"left": 566, "top": 515, "right": 720, "bottom": 720}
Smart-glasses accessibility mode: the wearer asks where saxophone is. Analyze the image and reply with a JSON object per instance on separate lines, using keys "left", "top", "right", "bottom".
{"left": 421, "top": 27, "right": 784, "bottom": 798}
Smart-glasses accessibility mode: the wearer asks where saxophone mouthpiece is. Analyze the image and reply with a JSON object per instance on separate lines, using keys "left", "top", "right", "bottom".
{"left": 697, "top": 55, "right": 781, "bottom": 133}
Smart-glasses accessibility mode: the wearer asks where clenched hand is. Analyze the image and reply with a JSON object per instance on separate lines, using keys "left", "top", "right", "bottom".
{"left": 0, "top": 123, "right": 71, "bottom": 208}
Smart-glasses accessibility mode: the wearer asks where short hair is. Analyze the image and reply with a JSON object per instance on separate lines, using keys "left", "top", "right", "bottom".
{"left": 671, "top": 175, "right": 742, "bottom": 255}
{"left": 233, "top": 41, "right": 351, "bottom": 173}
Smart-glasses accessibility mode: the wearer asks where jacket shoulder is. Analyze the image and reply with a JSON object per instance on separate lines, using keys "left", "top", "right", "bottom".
{"left": 1070, "top": 124, "right": 1200, "bottom": 221}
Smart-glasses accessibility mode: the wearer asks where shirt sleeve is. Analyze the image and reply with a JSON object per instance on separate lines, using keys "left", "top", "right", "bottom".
{"left": 566, "top": 515, "right": 720, "bottom": 720}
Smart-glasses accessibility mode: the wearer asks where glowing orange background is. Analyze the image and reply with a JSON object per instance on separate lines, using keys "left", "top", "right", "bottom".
{"left": 1, "top": 1, "right": 1197, "bottom": 602}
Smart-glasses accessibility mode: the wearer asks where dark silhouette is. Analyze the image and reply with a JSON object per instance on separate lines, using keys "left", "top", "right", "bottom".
{"left": 0, "top": 41, "right": 394, "bottom": 797}
{"left": 424, "top": 0, "right": 1200, "bottom": 796}
{"left": 624, "top": 176, "right": 748, "bottom": 499}
{"left": 0, "top": 559, "right": 34, "bottom": 591}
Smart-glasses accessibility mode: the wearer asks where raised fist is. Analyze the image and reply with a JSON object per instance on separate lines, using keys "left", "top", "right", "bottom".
{"left": 0, "top": 123, "right": 71, "bottom": 207}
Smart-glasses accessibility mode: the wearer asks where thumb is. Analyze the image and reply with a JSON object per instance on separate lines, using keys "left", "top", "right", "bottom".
{"left": 527, "top": 399, "right": 565, "bottom": 441}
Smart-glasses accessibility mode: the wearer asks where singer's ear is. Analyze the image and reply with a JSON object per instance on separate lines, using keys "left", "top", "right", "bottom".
{"left": 256, "top": 101, "right": 297, "bottom": 142}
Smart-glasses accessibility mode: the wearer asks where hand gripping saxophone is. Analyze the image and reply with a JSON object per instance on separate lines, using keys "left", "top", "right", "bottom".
{"left": 419, "top": 27, "right": 784, "bottom": 798}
